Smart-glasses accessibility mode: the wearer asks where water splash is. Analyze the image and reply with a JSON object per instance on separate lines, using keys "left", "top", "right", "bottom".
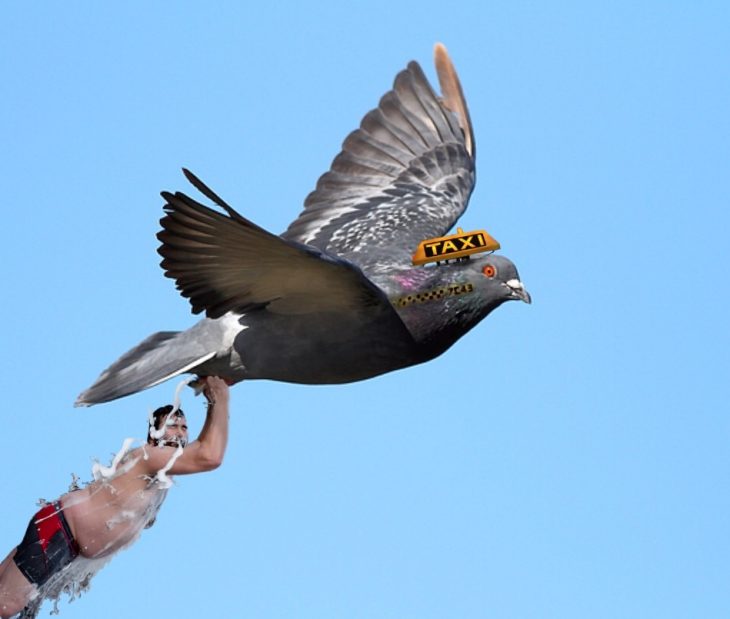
{"left": 18, "top": 555, "right": 114, "bottom": 618}
{"left": 91, "top": 437, "right": 136, "bottom": 481}
{"left": 154, "top": 444, "right": 184, "bottom": 489}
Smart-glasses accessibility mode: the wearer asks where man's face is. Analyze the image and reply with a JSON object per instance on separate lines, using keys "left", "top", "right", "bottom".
{"left": 161, "top": 414, "right": 189, "bottom": 448}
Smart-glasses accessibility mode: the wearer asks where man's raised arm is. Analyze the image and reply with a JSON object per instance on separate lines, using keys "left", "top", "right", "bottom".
{"left": 148, "top": 376, "right": 230, "bottom": 475}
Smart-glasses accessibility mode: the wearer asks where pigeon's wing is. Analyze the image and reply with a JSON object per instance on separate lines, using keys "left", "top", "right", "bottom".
{"left": 282, "top": 44, "right": 476, "bottom": 275}
{"left": 157, "top": 170, "right": 393, "bottom": 320}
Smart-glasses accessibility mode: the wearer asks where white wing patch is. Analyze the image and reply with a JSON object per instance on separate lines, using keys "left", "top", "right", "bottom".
{"left": 145, "top": 351, "right": 218, "bottom": 390}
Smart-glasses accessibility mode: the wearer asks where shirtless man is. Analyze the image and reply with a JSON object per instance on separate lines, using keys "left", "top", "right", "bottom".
{"left": 0, "top": 376, "right": 229, "bottom": 618}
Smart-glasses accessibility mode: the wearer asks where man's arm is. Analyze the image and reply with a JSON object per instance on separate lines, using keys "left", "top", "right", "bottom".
{"left": 146, "top": 376, "right": 230, "bottom": 475}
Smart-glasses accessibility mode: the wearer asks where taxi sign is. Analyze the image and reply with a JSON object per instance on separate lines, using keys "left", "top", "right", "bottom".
{"left": 412, "top": 228, "right": 500, "bottom": 266}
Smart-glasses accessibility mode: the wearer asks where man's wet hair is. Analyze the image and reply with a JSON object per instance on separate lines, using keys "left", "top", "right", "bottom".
{"left": 147, "top": 405, "right": 185, "bottom": 444}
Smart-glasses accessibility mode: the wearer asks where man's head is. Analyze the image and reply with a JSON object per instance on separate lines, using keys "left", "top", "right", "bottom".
{"left": 148, "top": 405, "right": 189, "bottom": 448}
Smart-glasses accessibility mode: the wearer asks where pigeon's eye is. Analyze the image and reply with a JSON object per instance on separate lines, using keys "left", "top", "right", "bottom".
{"left": 482, "top": 264, "right": 497, "bottom": 278}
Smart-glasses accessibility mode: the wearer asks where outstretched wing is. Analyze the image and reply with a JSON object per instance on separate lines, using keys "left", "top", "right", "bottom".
{"left": 157, "top": 170, "right": 391, "bottom": 320}
{"left": 282, "top": 44, "right": 476, "bottom": 275}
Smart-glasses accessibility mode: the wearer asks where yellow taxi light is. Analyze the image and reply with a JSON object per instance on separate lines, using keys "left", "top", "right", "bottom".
{"left": 412, "top": 228, "right": 500, "bottom": 266}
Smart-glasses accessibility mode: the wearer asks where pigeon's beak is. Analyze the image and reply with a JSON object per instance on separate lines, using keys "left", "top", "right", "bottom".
{"left": 505, "top": 279, "right": 532, "bottom": 304}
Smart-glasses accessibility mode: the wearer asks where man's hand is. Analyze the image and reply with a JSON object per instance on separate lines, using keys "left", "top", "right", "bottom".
{"left": 199, "top": 376, "right": 230, "bottom": 408}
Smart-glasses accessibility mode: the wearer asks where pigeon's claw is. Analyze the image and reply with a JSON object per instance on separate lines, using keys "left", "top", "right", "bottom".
{"left": 188, "top": 376, "right": 205, "bottom": 395}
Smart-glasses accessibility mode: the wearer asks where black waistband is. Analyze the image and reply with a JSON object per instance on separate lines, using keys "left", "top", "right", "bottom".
{"left": 53, "top": 500, "right": 80, "bottom": 555}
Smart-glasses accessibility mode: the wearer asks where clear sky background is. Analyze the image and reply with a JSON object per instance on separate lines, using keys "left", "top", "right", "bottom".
{"left": 2, "top": 2, "right": 728, "bottom": 618}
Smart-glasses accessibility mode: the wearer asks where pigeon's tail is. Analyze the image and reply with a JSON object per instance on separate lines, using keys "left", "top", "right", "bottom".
{"left": 75, "top": 330, "right": 217, "bottom": 407}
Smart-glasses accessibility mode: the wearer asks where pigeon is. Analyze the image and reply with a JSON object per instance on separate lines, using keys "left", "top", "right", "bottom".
{"left": 76, "top": 43, "right": 530, "bottom": 407}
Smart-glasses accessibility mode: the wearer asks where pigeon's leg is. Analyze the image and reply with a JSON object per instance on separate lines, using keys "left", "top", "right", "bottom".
{"left": 189, "top": 375, "right": 237, "bottom": 394}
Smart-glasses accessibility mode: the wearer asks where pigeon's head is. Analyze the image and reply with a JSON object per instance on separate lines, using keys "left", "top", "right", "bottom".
{"left": 390, "top": 253, "right": 530, "bottom": 352}
{"left": 466, "top": 254, "right": 531, "bottom": 306}
{"left": 427, "top": 253, "right": 530, "bottom": 347}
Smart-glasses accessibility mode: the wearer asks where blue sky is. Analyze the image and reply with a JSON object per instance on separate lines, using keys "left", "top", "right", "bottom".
{"left": 2, "top": 2, "right": 728, "bottom": 618}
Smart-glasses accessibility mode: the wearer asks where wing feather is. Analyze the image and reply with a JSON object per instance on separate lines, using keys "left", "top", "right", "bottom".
{"left": 282, "top": 44, "right": 476, "bottom": 274}
{"left": 157, "top": 173, "right": 391, "bottom": 319}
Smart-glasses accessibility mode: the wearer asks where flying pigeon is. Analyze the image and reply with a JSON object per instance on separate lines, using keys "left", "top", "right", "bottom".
{"left": 76, "top": 44, "right": 530, "bottom": 406}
